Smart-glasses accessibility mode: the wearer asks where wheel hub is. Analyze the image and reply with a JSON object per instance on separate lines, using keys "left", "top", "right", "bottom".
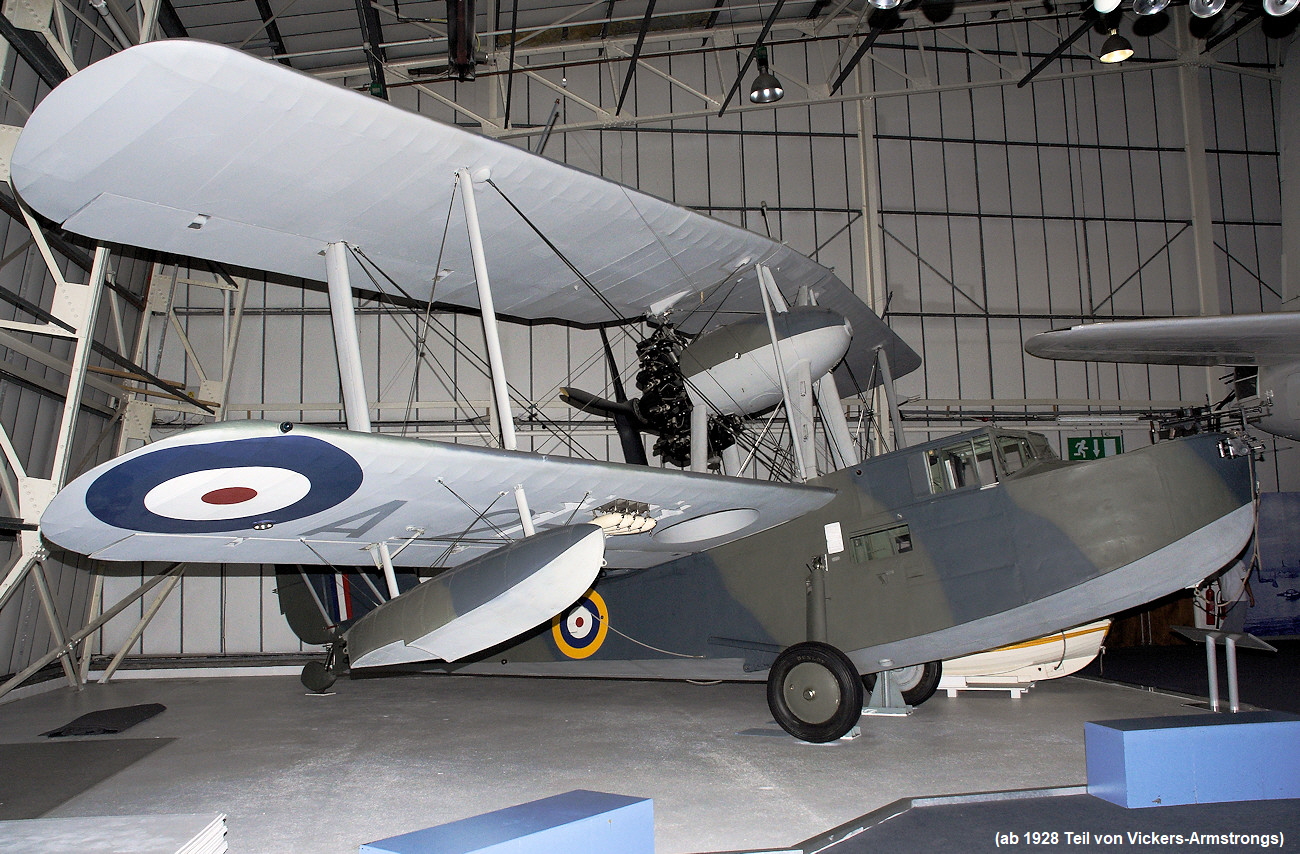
{"left": 784, "top": 661, "right": 841, "bottom": 725}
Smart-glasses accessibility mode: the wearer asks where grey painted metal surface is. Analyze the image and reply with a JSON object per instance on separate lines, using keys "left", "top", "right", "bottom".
{"left": 450, "top": 430, "right": 1252, "bottom": 679}
{"left": 1025, "top": 312, "right": 1300, "bottom": 366}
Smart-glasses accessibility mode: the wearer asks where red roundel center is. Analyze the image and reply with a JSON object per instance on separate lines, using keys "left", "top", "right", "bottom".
{"left": 574, "top": 615, "right": 585, "bottom": 629}
{"left": 201, "top": 486, "right": 258, "bottom": 505}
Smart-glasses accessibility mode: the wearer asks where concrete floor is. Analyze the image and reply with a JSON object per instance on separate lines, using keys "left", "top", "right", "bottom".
{"left": 0, "top": 671, "right": 1215, "bottom": 853}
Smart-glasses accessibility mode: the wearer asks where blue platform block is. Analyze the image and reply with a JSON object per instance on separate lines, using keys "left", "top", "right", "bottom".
{"left": 1086, "top": 711, "right": 1300, "bottom": 808}
{"left": 360, "top": 790, "right": 653, "bottom": 854}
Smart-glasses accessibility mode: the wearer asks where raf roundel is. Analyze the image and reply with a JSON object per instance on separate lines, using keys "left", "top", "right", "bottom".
{"left": 551, "top": 591, "right": 609, "bottom": 659}
{"left": 85, "top": 434, "right": 364, "bottom": 534}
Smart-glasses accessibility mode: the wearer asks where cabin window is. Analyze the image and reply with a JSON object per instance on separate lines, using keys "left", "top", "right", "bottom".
{"left": 997, "top": 436, "right": 1032, "bottom": 476}
{"left": 926, "top": 436, "right": 995, "bottom": 493}
{"left": 850, "top": 524, "right": 912, "bottom": 563}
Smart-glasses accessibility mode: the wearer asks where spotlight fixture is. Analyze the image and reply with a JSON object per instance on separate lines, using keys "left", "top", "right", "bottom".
{"left": 1132, "top": 0, "right": 1168, "bottom": 14}
{"left": 1093, "top": 0, "right": 1122, "bottom": 12}
{"left": 749, "top": 45, "right": 784, "bottom": 104}
{"left": 1263, "top": 0, "right": 1299, "bottom": 14}
{"left": 1189, "top": 0, "right": 1226, "bottom": 16}
{"left": 868, "top": 0, "right": 902, "bottom": 8}
{"left": 1099, "top": 29, "right": 1134, "bottom": 62}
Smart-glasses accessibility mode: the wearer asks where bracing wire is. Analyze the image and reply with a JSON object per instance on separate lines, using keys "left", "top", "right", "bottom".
{"left": 346, "top": 244, "right": 600, "bottom": 460}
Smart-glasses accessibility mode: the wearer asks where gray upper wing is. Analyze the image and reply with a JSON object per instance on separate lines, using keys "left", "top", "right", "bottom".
{"left": 1025, "top": 312, "right": 1300, "bottom": 367}
{"left": 11, "top": 40, "right": 917, "bottom": 390}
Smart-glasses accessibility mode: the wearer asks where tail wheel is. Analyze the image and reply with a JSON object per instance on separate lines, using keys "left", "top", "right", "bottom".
{"left": 766, "top": 642, "right": 864, "bottom": 743}
{"left": 862, "top": 661, "right": 943, "bottom": 706}
{"left": 300, "top": 637, "right": 346, "bottom": 693}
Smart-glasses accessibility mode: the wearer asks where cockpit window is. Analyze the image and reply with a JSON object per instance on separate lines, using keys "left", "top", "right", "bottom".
{"left": 997, "top": 436, "right": 1032, "bottom": 476}
{"left": 926, "top": 435, "right": 994, "bottom": 493}
{"left": 926, "top": 431, "right": 1058, "bottom": 493}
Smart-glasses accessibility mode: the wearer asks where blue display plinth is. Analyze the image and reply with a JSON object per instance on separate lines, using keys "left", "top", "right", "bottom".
{"left": 360, "top": 789, "right": 653, "bottom": 854}
{"left": 1086, "top": 711, "right": 1300, "bottom": 808}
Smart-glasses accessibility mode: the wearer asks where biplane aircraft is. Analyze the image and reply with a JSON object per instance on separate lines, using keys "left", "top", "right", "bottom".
{"left": 13, "top": 40, "right": 1256, "bottom": 742}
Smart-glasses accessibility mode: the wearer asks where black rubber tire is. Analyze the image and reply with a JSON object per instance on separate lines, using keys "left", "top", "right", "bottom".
{"left": 300, "top": 660, "right": 337, "bottom": 693}
{"left": 767, "top": 642, "right": 864, "bottom": 743}
{"left": 861, "top": 661, "right": 943, "bottom": 706}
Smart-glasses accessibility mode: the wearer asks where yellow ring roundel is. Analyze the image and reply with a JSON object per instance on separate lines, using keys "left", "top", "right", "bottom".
{"left": 551, "top": 591, "right": 609, "bottom": 659}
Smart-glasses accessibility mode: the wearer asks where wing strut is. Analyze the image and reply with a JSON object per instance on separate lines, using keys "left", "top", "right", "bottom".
{"left": 875, "top": 344, "right": 906, "bottom": 451}
{"left": 458, "top": 167, "right": 535, "bottom": 537}
{"left": 326, "top": 242, "right": 372, "bottom": 432}
{"left": 758, "top": 264, "right": 809, "bottom": 482}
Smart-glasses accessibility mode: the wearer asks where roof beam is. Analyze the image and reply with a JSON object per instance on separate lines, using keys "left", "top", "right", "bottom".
{"left": 615, "top": 0, "right": 658, "bottom": 114}
{"left": 717, "top": 0, "right": 786, "bottom": 117}
{"left": 355, "top": 0, "right": 390, "bottom": 96}
{"left": 251, "top": 0, "right": 293, "bottom": 64}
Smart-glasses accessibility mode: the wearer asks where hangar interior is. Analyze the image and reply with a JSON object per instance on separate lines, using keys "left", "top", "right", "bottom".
{"left": 0, "top": 0, "right": 1295, "bottom": 851}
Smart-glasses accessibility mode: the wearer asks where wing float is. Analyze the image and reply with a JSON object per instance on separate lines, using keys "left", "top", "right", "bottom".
{"left": 10, "top": 39, "right": 917, "bottom": 390}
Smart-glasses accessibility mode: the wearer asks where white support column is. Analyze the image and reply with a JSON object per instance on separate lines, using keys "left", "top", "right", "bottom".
{"left": 50, "top": 246, "right": 109, "bottom": 488}
{"left": 758, "top": 265, "right": 808, "bottom": 482}
{"left": 1282, "top": 54, "right": 1300, "bottom": 309}
{"left": 100, "top": 569, "right": 185, "bottom": 683}
{"left": 76, "top": 574, "right": 103, "bottom": 683}
{"left": 325, "top": 242, "right": 372, "bottom": 433}
{"left": 30, "top": 557, "right": 78, "bottom": 688}
{"left": 377, "top": 541, "right": 400, "bottom": 600}
{"left": 853, "top": 57, "right": 904, "bottom": 459}
{"left": 512, "top": 484, "right": 536, "bottom": 536}
{"left": 1176, "top": 14, "right": 1223, "bottom": 399}
{"left": 876, "top": 346, "right": 907, "bottom": 451}
{"left": 721, "top": 444, "right": 743, "bottom": 477}
{"left": 458, "top": 167, "right": 518, "bottom": 451}
{"left": 790, "top": 359, "right": 818, "bottom": 478}
{"left": 689, "top": 392, "right": 709, "bottom": 473}
{"left": 815, "top": 371, "right": 860, "bottom": 470}
{"left": 460, "top": 169, "right": 539, "bottom": 536}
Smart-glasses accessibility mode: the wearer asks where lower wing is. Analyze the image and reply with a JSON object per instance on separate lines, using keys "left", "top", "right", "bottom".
{"left": 41, "top": 421, "right": 835, "bottom": 570}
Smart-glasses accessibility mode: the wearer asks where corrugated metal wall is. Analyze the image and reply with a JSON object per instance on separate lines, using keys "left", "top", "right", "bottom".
{"left": 0, "top": 18, "right": 1291, "bottom": 668}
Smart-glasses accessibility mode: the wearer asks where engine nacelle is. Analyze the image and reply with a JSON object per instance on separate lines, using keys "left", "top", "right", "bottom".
{"left": 678, "top": 306, "right": 852, "bottom": 416}
{"left": 1255, "top": 360, "right": 1300, "bottom": 441}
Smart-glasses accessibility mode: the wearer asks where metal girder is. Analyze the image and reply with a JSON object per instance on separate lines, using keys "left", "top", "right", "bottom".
{"left": 0, "top": 9, "right": 66, "bottom": 88}
{"left": 251, "top": 0, "right": 293, "bottom": 65}
{"left": 830, "top": 24, "right": 881, "bottom": 94}
{"left": 717, "top": 0, "right": 786, "bottom": 117}
{"left": 1016, "top": 10, "right": 1096, "bottom": 89}
{"left": 355, "top": 0, "right": 390, "bottom": 96}
{"left": 615, "top": 0, "right": 657, "bottom": 115}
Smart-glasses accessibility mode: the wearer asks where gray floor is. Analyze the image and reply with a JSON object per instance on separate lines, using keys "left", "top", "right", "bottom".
{"left": 0, "top": 671, "right": 1225, "bottom": 853}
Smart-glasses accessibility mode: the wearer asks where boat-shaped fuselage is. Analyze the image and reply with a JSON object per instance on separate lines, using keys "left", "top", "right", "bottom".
{"left": 464, "top": 429, "right": 1253, "bottom": 679}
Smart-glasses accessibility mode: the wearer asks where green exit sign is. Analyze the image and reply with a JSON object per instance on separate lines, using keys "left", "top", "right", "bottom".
{"left": 1068, "top": 436, "right": 1124, "bottom": 461}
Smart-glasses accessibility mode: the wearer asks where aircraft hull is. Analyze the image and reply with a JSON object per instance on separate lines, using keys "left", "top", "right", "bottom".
{"left": 437, "top": 432, "right": 1253, "bottom": 680}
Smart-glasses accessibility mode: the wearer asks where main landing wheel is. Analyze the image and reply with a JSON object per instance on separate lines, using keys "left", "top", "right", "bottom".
{"left": 862, "top": 661, "right": 943, "bottom": 706}
{"left": 767, "top": 642, "right": 864, "bottom": 743}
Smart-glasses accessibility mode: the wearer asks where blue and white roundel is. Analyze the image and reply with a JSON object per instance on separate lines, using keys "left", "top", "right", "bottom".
{"left": 85, "top": 435, "right": 363, "bottom": 533}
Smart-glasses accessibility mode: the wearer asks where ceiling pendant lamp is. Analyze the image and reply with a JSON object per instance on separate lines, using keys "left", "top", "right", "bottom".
{"left": 749, "top": 45, "right": 784, "bottom": 104}
{"left": 1099, "top": 29, "right": 1134, "bottom": 62}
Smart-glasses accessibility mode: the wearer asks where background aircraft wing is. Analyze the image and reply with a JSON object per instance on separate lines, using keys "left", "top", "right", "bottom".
{"left": 10, "top": 39, "right": 917, "bottom": 390}
{"left": 1025, "top": 312, "right": 1300, "bottom": 366}
{"left": 40, "top": 421, "right": 836, "bottom": 570}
